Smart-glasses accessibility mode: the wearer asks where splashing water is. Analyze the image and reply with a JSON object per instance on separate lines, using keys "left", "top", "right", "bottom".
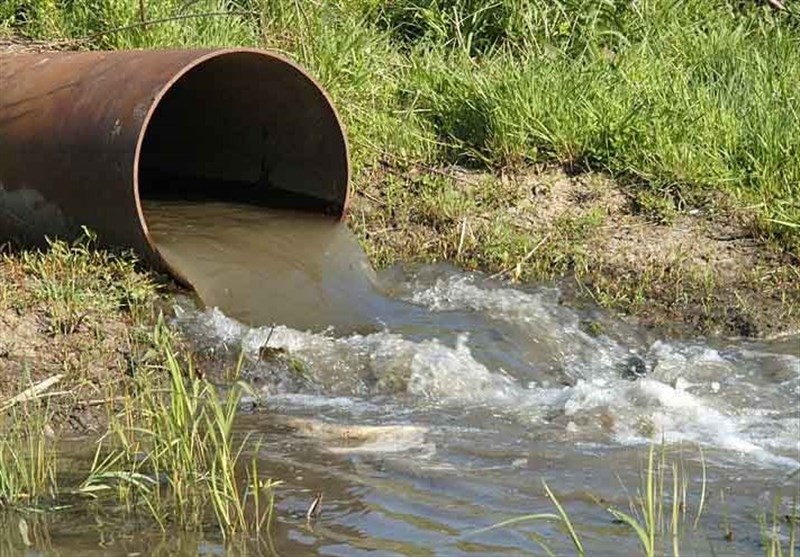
{"left": 146, "top": 201, "right": 799, "bottom": 556}
{"left": 173, "top": 269, "right": 800, "bottom": 470}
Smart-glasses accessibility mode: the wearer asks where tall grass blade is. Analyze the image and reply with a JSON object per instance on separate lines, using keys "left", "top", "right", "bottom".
{"left": 694, "top": 445, "right": 707, "bottom": 530}
{"left": 608, "top": 507, "right": 654, "bottom": 557}
{"left": 543, "top": 480, "right": 585, "bottom": 557}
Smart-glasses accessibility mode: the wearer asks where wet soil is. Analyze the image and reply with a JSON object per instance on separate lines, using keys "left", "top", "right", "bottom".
{"left": 0, "top": 306, "right": 128, "bottom": 433}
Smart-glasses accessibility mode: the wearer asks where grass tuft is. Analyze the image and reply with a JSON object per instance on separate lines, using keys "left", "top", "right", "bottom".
{"left": 475, "top": 443, "right": 723, "bottom": 556}
{"left": 89, "top": 319, "right": 280, "bottom": 537}
{"left": 0, "top": 404, "right": 58, "bottom": 510}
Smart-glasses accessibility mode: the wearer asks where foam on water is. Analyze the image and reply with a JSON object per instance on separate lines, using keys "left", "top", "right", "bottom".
{"left": 176, "top": 305, "right": 521, "bottom": 404}
{"left": 408, "top": 273, "right": 631, "bottom": 380}
{"left": 408, "top": 272, "right": 799, "bottom": 461}
{"left": 173, "top": 267, "right": 800, "bottom": 469}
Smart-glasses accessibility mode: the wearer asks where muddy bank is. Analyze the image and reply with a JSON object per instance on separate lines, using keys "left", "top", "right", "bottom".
{"left": 349, "top": 164, "right": 800, "bottom": 339}
{"left": 0, "top": 239, "right": 168, "bottom": 432}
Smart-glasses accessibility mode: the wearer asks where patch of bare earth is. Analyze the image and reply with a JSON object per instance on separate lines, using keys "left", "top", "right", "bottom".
{"left": 0, "top": 250, "right": 162, "bottom": 434}
{"left": 0, "top": 32, "right": 74, "bottom": 53}
{"left": 0, "top": 307, "right": 131, "bottom": 433}
{"left": 351, "top": 165, "right": 800, "bottom": 338}
{"left": 570, "top": 185, "right": 796, "bottom": 337}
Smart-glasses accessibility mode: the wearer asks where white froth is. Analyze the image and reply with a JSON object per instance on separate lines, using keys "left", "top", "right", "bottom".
{"left": 172, "top": 269, "right": 800, "bottom": 470}
{"left": 553, "top": 377, "right": 800, "bottom": 468}
{"left": 408, "top": 274, "right": 629, "bottom": 379}
{"left": 407, "top": 335, "right": 521, "bottom": 401}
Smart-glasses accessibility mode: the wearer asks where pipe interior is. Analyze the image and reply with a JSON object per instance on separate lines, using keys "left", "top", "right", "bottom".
{"left": 138, "top": 52, "right": 348, "bottom": 215}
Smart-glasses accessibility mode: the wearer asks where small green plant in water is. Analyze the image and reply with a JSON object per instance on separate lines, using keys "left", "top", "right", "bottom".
{"left": 470, "top": 442, "right": 711, "bottom": 556}
{"left": 85, "top": 318, "right": 280, "bottom": 537}
{"left": 0, "top": 403, "right": 58, "bottom": 510}
{"left": 601, "top": 442, "right": 708, "bottom": 557}
{"left": 464, "top": 479, "right": 585, "bottom": 556}
{"left": 759, "top": 491, "right": 799, "bottom": 557}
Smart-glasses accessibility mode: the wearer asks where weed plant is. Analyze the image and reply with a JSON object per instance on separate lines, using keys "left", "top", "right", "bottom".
{"left": 8, "top": 230, "right": 154, "bottom": 331}
{"left": 473, "top": 442, "right": 799, "bottom": 556}
{"left": 761, "top": 505, "right": 799, "bottom": 557}
{"left": 0, "top": 229, "right": 277, "bottom": 540}
{"left": 0, "top": 404, "right": 58, "bottom": 509}
{"left": 0, "top": 323, "right": 279, "bottom": 539}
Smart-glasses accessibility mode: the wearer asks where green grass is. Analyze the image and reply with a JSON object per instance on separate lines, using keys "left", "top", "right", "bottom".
{"left": 82, "top": 319, "right": 279, "bottom": 538}
{"left": 0, "top": 236, "right": 278, "bottom": 542}
{"left": 0, "top": 233, "right": 155, "bottom": 509}
{"left": 760, "top": 494, "right": 798, "bottom": 557}
{"left": 602, "top": 443, "right": 665, "bottom": 557}
{"left": 0, "top": 0, "right": 258, "bottom": 48}
{"left": 0, "top": 405, "right": 58, "bottom": 509}
{"left": 1, "top": 318, "right": 279, "bottom": 539}
{"left": 2, "top": 0, "right": 798, "bottom": 249}
{"left": 6, "top": 230, "right": 156, "bottom": 333}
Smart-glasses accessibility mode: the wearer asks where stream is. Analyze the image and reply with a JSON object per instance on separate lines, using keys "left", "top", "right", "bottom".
{"left": 8, "top": 200, "right": 796, "bottom": 556}
{"left": 170, "top": 265, "right": 800, "bottom": 556}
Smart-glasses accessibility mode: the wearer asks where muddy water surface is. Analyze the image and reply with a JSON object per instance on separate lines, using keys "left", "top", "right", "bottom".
{"left": 171, "top": 269, "right": 799, "bottom": 556}
{"left": 9, "top": 201, "right": 797, "bottom": 556}
{"left": 144, "top": 200, "right": 394, "bottom": 333}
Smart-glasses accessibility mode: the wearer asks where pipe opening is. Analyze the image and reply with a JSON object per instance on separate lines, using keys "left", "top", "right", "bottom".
{"left": 137, "top": 51, "right": 349, "bottom": 217}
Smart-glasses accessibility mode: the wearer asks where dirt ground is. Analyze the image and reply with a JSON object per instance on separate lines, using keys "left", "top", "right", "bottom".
{"left": 0, "top": 306, "right": 133, "bottom": 433}
{"left": 0, "top": 241, "right": 168, "bottom": 434}
{"left": 350, "top": 165, "right": 800, "bottom": 339}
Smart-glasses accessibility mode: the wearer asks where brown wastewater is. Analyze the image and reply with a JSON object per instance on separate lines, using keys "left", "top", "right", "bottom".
{"left": 143, "top": 200, "right": 383, "bottom": 332}
{"left": 8, "top": 200, "right": 799, "bottom": 555}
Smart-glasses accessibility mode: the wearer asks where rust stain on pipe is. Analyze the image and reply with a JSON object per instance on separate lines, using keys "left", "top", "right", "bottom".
{"left": 0, "top": 48, "right": 350, "bottom": 282}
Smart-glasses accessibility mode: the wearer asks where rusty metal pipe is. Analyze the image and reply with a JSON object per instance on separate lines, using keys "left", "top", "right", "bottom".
{"left": 0, "top": 48, "right": 349, "bottom": 281}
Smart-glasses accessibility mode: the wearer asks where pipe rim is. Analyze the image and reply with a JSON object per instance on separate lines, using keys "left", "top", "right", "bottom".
{"left": 132, "top": 47, "right": 351, "bottom": 283}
